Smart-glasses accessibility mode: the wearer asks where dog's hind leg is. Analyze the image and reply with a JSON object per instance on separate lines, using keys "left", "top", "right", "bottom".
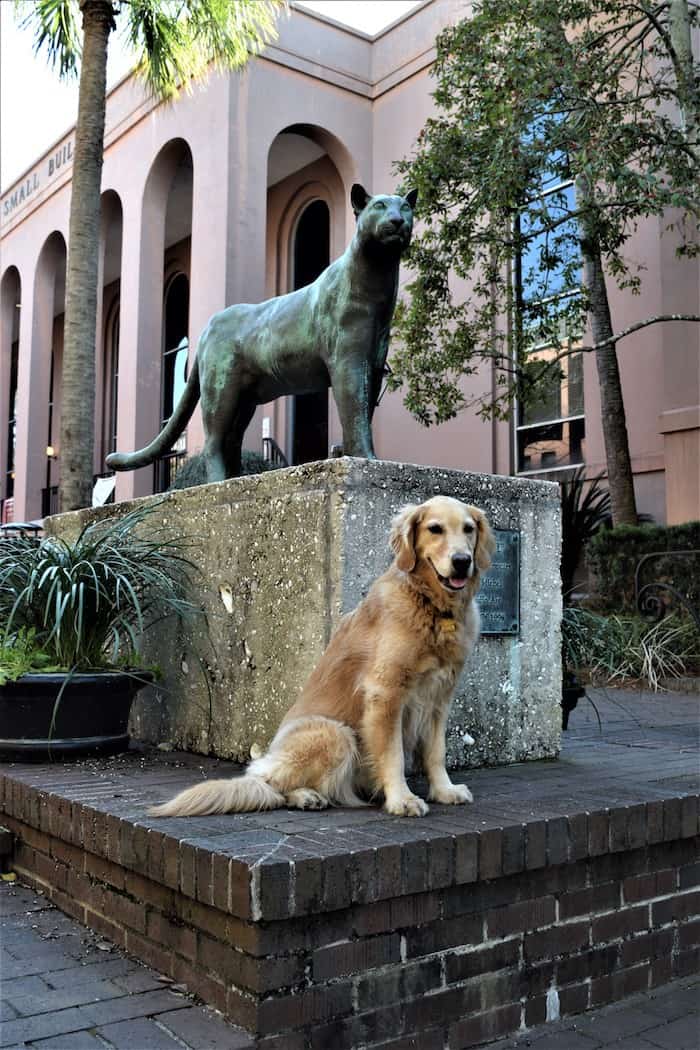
{"left": 252, "top": 716, "right": 365, "bottom": 809}
{"left": 285, "top": 788, "right": 328, "bottom": 810}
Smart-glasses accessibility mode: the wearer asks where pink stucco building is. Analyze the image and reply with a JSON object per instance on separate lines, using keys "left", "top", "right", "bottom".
{"left": 1, "top": 0, "right": 698, "bottom": 524}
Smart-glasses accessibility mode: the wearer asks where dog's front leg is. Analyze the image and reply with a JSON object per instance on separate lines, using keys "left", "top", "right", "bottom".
{"left": 423, "top": 706, "right": 473, "bottom": 805}
{"left": 362, "top": 688, "right": 428, "bottom": 817}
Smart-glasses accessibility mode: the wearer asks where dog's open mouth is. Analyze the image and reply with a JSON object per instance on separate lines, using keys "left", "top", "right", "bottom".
{"left": 429, "top": 561, "right": 467, "bottom": 592}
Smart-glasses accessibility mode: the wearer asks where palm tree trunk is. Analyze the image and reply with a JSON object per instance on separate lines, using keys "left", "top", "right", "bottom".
{"left": 58, "top": 1, "right": 113, "bottom": 512}
{"left": 576, "top": 177, "right": 638, "bottom": 526}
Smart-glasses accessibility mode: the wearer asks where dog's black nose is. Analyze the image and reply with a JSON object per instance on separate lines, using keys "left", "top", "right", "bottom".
{"left": 389, "top": 217, "right": 403, "bottom": 229}
{"left": 451, "top": 553, "right": 472, "bottom": 579}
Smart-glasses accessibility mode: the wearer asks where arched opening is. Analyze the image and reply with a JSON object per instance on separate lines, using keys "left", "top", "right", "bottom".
{"left": 156, "top": 271, "right": 190, "bottom": 491}
{"left": 265, "top": 125, "right": 347, "bottom": 465}
{"left": 139, "top": 139, "right": 192, "bottom": 494}
{"left": 98, "top": 192, "right": 123, "bottom": 503}
{"left": 290, "top": 199, "right": 330, "bottom": 465}
{"left": 103, "top": 299, "right": 120, "bottom": 458}
{"left": 38, "top": 233, "right": 67, "bottom": 518}
{"left": 0, "top": 266, "right": 21, "bottom": 521}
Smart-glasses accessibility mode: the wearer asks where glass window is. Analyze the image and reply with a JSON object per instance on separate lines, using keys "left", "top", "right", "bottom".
{"left": 156, "top": 273, "right": 189, "bottom": 493}
{"left": 5, "top": 340, "right": 18, "bottom": 498}
{"left": 515, "top": 153, "right": 585, "bottom": 475}
{"left": 104, "top": 303, "right": 120, "bottom": 458}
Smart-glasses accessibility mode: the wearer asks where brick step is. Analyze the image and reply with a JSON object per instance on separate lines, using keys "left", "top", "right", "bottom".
{"left": 1, "top": 747, "right": 698, "bottom": 1049}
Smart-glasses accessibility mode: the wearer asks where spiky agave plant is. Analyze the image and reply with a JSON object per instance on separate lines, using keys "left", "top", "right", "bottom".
{"left": 0, "top": 502, "right": 200, "bottom": 673}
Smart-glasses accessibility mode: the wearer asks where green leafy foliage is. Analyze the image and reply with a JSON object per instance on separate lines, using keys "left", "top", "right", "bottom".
{"left": 586, "top": 521, "right": 700, "bottom": 613}
{"left": 0, "top": 502, "right": 200, "bottom": 673}
{"left": 169, "top": 449, "right": 276, "bottom": 490}
{"left": 0, "top": 629, "right": 60, "bottom": 686}
{"left": 392, "top": 0, "right": 699, "bottom": 425}
{"left": 562, "top": 606, "right": 699, "bottom": 690}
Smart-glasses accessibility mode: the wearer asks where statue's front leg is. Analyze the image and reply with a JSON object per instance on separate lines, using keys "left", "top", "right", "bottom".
{"left": 329, "top": 359, "right": 376, "bottom": 459}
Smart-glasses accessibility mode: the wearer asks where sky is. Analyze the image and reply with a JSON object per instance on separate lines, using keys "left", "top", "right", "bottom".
{"left": 0, "top": 1, "right": 422, "bottom": 192}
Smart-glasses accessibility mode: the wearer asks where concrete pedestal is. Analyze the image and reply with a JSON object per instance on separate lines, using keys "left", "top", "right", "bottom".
{"left": 46, "top": 458, "right": 562, "bottom": 767}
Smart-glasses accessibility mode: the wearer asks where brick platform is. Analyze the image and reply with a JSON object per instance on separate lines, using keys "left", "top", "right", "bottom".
{"left": 1, "top": 689, "right": 698, "bottom": 1049}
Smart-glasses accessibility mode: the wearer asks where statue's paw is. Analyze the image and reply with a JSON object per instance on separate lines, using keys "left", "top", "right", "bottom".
{"left": 429, "top": 783, "right": 473, "bottom": 805}
{"left": 384, "top": 793, "right": 429, "bottom": 817}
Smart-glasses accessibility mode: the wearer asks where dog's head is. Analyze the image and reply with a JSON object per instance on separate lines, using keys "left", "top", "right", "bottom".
{"left": 390, "top": 496, "right": 495, "bottom": 597}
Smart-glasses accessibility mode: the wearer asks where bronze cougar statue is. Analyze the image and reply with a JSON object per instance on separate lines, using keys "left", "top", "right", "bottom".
{"left": 107, "top": 184, "right": 417, "bottom": 482}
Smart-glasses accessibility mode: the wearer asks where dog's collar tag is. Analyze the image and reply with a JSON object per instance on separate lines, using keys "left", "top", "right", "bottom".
{"left": 441, "top": 619, "right": 457, "bottom": 633}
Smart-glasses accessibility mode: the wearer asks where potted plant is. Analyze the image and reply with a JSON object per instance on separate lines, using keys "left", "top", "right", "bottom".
{"left": 0, "top": 503, "right": 198, "bottom": 759}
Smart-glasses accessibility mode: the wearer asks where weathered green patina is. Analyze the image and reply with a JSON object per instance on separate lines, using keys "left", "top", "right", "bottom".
{"left": 106, "top": 185, "right": 417, "bottom": 481}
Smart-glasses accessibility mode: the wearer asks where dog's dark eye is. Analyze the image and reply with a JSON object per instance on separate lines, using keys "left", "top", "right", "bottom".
{"left": 374, "top": 200, "right": 386, "bottom": 209}
{"left": 428, "top": 524, "right": 444, "bottom": 535}
{"left": 464, "top": 523, "right": 475, "bottom": 534}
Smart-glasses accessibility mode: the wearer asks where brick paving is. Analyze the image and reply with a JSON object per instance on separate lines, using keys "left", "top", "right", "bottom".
{"left": 0, "top": 883, "right": 253, "bottom": 1049}
{"left": 1, "top": 685, "right": 698, "bottom": 1048}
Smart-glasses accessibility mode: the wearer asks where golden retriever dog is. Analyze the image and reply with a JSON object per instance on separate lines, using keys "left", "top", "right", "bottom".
{"left": 150, "top": 496, "right": 495, "bottom": 819}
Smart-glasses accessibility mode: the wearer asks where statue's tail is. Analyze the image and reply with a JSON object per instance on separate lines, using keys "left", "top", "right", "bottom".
{"left": 106, "top": 357, "right": 200, "bottom": 471}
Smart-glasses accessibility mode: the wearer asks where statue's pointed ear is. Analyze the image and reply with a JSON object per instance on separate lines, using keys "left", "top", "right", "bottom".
{"left": 404, "top": 188, "right": 418, "bottom": 210}
{"left": 351, "top": 184, "right": 371, "bottom": 217}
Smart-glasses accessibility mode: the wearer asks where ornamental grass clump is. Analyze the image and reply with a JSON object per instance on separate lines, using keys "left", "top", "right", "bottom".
{"left": 562, "top": 606, "right": 699, "bottom": 692}
{"left": 0, "top": 503, "right": 200, "bottom": 676}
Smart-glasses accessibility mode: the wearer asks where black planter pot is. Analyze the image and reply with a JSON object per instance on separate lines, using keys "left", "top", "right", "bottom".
{"left": 0, "top": 671, "right": 153, "bottom": 760}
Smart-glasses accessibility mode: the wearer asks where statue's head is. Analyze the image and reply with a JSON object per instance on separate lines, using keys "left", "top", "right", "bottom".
{"left": 351, "top": 185, "right": 418, "bottom": 253}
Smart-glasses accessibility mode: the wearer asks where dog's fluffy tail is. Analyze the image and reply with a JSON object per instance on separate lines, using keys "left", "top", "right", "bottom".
{"left": 148, "top": 775, "right": 284, "bottom": 817}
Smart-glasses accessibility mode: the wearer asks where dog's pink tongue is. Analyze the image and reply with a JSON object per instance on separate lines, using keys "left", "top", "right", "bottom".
{"left": 449, "top": 578, "right": 466, "bottom": 589}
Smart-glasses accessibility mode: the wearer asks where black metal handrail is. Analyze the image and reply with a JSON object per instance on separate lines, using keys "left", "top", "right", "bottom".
{"left": 262, "top": 437, "right": 289, "bottom": 469}
{"left": 154, "top": 450, "right": 186, "bottom": 493}
{"left": 635, "top": 550, "right": 700, "bottom": 630}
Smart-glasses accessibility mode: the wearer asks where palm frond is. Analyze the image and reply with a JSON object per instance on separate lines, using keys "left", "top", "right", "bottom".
{"left": 125, "top": 0, "right": 283, "bottom": 100}
{"left": 16, "top": 0, "right": 82, "bottom": 78}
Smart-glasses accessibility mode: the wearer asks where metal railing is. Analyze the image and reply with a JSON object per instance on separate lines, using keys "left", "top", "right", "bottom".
{"left": 41, "top": 485, "right": 59, "bottom": 518}
{"left": 635, "top": 550, "right": 700, "bottom": 630}
{"left": 40, "top": 472, "right": 117, "bottom": 518}
{"left": 154, "top": 450, "right": 187, "bottom": 493}
{"left": 262, "top": 437, "right": 289, "bottom": 469}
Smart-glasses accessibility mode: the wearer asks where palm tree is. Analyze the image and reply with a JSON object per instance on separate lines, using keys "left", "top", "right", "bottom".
{"left": 18, "top": 0, "right": 284, "bottom": 513}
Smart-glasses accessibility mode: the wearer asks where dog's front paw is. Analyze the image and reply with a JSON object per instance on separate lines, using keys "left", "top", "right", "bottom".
{"left": 429, "top": 783, "right": 473, "bottom": 805}
{"left": 384, "top": 793, "right": 429, "bottom": 817}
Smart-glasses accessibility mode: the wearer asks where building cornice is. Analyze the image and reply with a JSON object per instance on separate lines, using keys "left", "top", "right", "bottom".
{"left": 1, "top": 0, "right": 445, "bottom": 234}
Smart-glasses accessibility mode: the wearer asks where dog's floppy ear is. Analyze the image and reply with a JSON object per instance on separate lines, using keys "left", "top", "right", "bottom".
{"left": 469, "top": 506, "right": 496, "bottom": 573}
{"left": 390, "top": 503, "right": 421, "bottom": 572}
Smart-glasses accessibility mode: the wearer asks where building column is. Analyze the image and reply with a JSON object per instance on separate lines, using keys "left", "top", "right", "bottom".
{"left": 13, "top": 255, "right": 55, "bottom": 520}
{"left": 113, "top": 193, "right": 166, "bottom": 502}
{"left": 0, "top": 269, "right": 20, "bottom": 507}
{"left": 187, "top": 141, "right": 232, "bottom": 457}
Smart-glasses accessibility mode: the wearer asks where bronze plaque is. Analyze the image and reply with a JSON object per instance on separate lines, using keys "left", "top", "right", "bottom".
{"left": 477, "top": 529, "right": 520, "bottom": 635}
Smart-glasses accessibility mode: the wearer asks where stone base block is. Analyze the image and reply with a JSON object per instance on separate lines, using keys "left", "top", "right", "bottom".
{"left": 46, "top": 458, "right": 562, "bottom": 766}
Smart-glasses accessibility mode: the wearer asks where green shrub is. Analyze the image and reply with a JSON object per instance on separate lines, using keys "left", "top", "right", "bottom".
{"left": 562, "top": 606, "right": 699, "bottom": 690}
{"left": 586, "top": 521, "right": 700, "bottom": 614}
{"left": 169, "top": 449, "right": 276, "bottom": 490}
